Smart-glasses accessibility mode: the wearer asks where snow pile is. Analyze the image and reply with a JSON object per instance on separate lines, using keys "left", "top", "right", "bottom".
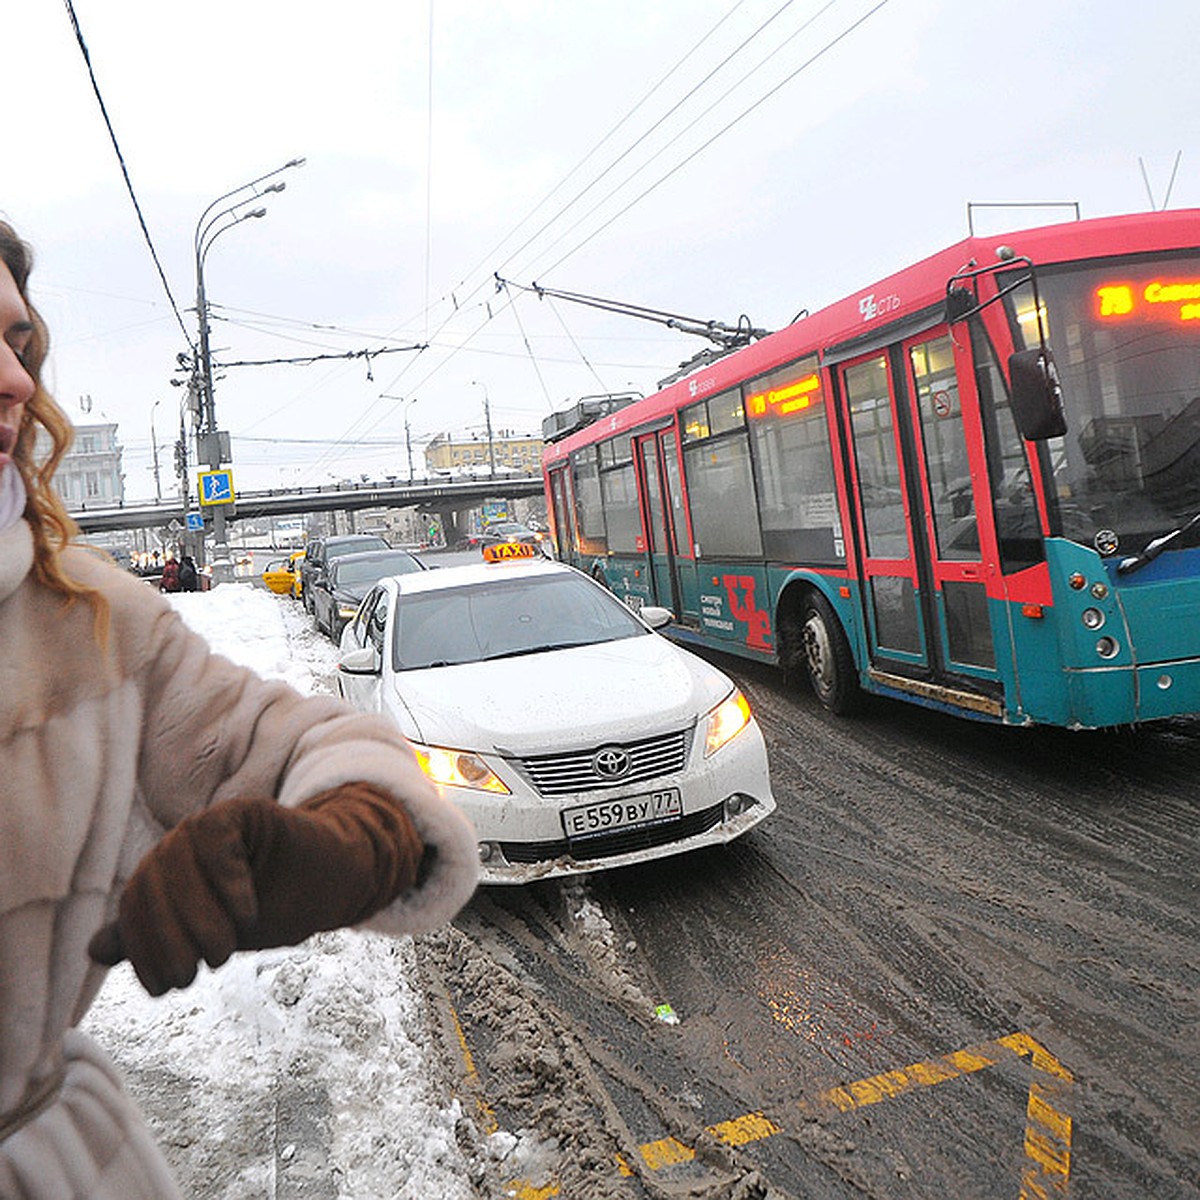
{"left": 82, "top": 582, "right": 475, "bottom": 1198}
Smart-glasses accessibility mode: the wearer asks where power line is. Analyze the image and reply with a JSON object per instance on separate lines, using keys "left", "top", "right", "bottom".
{"left": 217, "top": 343, "right": 427, "bottom": 370}
{"left": 374, "top": 2, "right": 865, "bottom": 400}
{"left": 531, "top": 0, "right": 892, "bottom": 279}
{"left": 61, "top": 0, "right": 194, "bottom": 349}
{"left": 366, "top": 0, "right": 777, "bottom": 401}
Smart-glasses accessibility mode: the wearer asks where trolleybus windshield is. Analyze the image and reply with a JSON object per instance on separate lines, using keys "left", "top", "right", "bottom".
{"left": 1002, "top": 254, "right": 1200, "bottom": 558}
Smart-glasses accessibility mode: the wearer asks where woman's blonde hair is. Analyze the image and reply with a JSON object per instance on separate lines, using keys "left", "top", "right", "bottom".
{"left": 1, "top": 220, "right": 105, "bottom": 618}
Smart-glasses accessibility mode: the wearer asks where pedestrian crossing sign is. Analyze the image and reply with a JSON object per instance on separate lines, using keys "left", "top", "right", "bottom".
{"left": 198, "top": 469, "right": 236, "bottom": 506}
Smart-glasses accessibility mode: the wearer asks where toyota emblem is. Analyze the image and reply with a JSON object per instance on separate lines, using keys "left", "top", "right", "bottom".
{"left": 592, "top": 747, "right": 631, "bottom": 780}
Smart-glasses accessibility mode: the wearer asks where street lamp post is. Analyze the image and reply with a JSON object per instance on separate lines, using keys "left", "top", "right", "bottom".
{"left": 149, "top": 398, "right": 163, "bottom": 503}
{"left": 192, "top": 157, "right": 304, "bottom": 579}
{"left": 470, "top": 380, "right": 497, "bottom": 479}
{"left": 379, "top": 394, "right": 419, "bottom": 482}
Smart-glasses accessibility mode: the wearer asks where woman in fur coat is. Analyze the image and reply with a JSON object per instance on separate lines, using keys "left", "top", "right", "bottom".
{"left": 0, "top": 220, "right": 479, "bottom": 1198}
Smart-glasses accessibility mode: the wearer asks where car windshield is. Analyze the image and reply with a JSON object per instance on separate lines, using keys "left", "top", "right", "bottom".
{"left": 1003, "top": 253, "right": 1200, "bottom": 556}
{"left": 333, "top": 554, "right": 423, "bottom": 587}
{"left": 392, "top": 572, "right": 649, "bottom": 670}
{"left": 328, "top": 537, "right": 389, "bottom": 561}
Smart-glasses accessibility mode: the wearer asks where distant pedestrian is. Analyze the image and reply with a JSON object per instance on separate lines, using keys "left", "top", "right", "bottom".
{"left": 0, "top": 218, "right": 478, "bottom": 1200}
{"left": 158, "top": 554, "right": 181, "bottom": 592}
{"left": 178, "top": 554, "right": 198, "bottom": 592}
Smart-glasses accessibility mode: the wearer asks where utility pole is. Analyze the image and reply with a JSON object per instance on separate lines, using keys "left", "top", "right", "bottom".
{"left": 471, "top": 381, "right": 497, "bottom": 479}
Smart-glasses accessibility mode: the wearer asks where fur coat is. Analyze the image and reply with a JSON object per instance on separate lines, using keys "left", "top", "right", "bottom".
{"left": 0, "top": 520, "right": 478, "bottom": 1198}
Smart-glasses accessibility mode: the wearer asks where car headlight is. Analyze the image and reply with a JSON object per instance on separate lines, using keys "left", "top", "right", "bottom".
{"left": 704, "top": 688, "right": 752, "bottom": 757}
{"left": 413, "top": 744, "right": 511, "bottom": 793}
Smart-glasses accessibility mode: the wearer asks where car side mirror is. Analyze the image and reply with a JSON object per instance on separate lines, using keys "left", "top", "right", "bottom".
{"left": 1008, "top": 347, "right": 1067, "bottom": 441}
{"left": 641, "top": 606, "right": 674, "bottom": 630}
{"left": 338, "top": 645, "right": 381, "bottom": 676}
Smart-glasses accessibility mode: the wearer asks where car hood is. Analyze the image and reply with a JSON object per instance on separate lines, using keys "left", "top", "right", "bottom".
{"left": 334, "top": 583, "right": 372, "bottom": 603}
{"left": 391, "top": 634, "right": 731, "bottom": 753}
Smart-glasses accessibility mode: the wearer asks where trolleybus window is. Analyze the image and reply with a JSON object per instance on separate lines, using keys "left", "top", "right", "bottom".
{"left": 681, "top": 388, "right": 763, "bottom": 558}
{"left": 661, "top": 431, "right": 689, "bottom": 558}
{"left": 969, "top": 321, "right": 1045, "bottom": 573}
{"left": 1002, "top": 256, "right": 1200, "bottom": 557}
{"left": 599, "top": 435, "right": 641, "bottom": 552}
{"left": 846, "top": 355, "right": 908, "bottom": 559}
{"left": 910, "top": 336, "right": 978, "bottom": 559}
{"left": 745, "top": 356, "right": 843, "bottom": 564}
{"left": 571, "top": 445, "right": 607, "bottom": 555}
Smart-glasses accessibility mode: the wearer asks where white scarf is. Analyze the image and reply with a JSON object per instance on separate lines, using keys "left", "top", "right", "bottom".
{"left": 0, "top": 465, "right": 28, "bottom": 532}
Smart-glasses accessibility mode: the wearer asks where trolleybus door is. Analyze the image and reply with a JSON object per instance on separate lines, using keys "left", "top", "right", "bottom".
{"left": 841, "top": 351, "right": 931, "bottom": 671}
{"left": 839, "top": 339, "right": 997, "bottom": 698}
{"left": 633, "top": 430, "right": 683, "bottom": 615}
{"left": 547, "top": 465, "right": 579, "bottom": 567}
{"left": 901, "top": 333, "right": 999, "bottom": 685}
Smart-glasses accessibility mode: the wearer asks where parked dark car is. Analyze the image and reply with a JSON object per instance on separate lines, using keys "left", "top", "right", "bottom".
{"left": 301, "top": 534, "right": 391, "bottom": 614}
{"left": 479, "top": 521, "right": 548, "bottom": 554}
{"left": 312, "top": 548, "right": 427, "bottom": 641}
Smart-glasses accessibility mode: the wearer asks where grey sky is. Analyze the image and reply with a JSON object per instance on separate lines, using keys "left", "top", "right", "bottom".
{"left": 8, "top": 0, "right": 1196, "bottom": 497}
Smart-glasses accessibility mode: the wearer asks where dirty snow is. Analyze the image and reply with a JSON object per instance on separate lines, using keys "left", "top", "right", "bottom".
{"left": 81, "top": 582, "right": 479, "bottom": 1198}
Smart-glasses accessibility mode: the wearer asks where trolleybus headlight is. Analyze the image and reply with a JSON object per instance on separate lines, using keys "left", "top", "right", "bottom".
{"left": 704, "top": 688, "right": 753, "bottom": 757}
{"left": 1082, "top": 607, "right": 1105, "bottom": 630}
{"left": 1096, "top": 637, "right": 1119, "bottom": 659}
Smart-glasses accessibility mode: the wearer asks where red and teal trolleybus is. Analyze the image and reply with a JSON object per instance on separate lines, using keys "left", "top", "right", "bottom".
{"left": 542, "top": 209, "right": 1200, "bottom": 728}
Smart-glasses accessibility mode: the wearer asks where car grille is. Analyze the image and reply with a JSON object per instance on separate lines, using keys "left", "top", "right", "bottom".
{"left": 499, "top": 801, "right": 726, "bottom": 864}
{"left": 516, "top": 728, "right": 692, "bottom": 797}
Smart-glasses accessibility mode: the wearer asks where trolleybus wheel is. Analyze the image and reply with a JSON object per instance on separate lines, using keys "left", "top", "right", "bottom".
{"left": 801, "top": 591, "right": 861, "bottom": 715}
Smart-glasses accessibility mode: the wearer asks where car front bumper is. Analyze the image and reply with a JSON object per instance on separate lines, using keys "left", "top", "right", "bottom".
{"left": 455, "top": 720, "right": 776, "bottom": 884}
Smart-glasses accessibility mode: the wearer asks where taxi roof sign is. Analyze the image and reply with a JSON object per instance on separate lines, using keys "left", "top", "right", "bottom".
{"left": 483, "top": 541, "right": 539, "bottom": 562}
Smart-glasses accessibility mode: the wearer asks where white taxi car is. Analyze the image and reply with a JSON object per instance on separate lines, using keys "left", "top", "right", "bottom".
{"left": 335, "top": 546, "right": 775, "bottom": 883}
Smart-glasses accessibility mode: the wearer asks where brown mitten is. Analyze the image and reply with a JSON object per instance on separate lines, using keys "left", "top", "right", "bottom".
{"left": 88, "top": 782, "right": 424, "bottom": 996}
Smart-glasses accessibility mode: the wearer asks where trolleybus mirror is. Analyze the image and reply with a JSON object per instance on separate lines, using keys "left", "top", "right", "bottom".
{"left": 1008, "top": 347, "right": 1068, "bottom": 441}
{"left": 945, "top": 286, "right": 976, "bottom": 322}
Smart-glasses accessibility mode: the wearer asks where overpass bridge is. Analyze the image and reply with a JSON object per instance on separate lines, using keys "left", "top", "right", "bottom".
{"left": 69, "top": 475, "right": 545, "bottom": 543}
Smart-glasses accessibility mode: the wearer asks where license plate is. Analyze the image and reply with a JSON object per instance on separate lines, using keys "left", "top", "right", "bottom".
{"left": 562, "top": 789, "right": 683, "bottom": 839}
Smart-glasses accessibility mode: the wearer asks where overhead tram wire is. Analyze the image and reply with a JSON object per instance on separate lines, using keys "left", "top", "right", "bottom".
{"left": 208, "top": 302, "right": 422, "bottom": 344}
{"left": 434, "top": 0, "right": 760, "bottom": 319}
{"left": 215, "top": 343, "right": 427, "bottom": 370}
{"left": 526, "top": 0, "right": 892, "bottom": 282}
{"left": 61, "top": 0, "right": 194, "bottom": 349}
{"left": 373, "top": 1, "right": 849, "bottom": 401}
{"left": 369, "top": 0, "right": 784, "bottom": 392}
{"left": 512, "top": 0, "right": 846, "bottom": 283}
{"left": 542, "top": 296, "right": 612, "bottom": 394}
{"left": 347, "top": 3, "right": 886, "bottom": 463}
{"left": 490, "top": 0, "right": 804, "bottom": 288}
{"left": 499, "top": 284, "right": 554, "bottom": 410}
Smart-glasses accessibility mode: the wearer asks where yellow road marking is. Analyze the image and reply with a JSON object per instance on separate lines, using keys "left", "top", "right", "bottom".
{"left": 629, "top": 1033, "right": 1071, "bottom": 1193}
{"left": 636, "top": 1110, "right": 784, "bottom": 1170}
{"left": 448, "top": 1002, "right": 498, "bottom": 1135}
{"left": 505, "top": 1184, "right": 559, "bottom": 1200}
{"left": 448, "top": 1004, "right": 1071, "bottom": 1197}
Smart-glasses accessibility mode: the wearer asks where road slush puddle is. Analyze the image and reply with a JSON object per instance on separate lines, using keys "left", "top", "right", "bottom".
{"left": 415, "top": 893, "right": 1075, "bottom": 1200}
{"left": 415, "top": 914, "right": 786, "bottom": 1199}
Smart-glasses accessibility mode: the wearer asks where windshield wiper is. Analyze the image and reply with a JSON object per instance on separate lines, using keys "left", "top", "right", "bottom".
{"left": 1117, "top": 510, "right": 1200, "bottom": 575}
{"left": 480, "top": 641, "right": 590, "bottom": 662}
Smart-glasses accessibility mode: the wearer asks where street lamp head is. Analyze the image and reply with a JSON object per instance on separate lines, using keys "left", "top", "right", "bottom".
{"left": 286, "top": 157, "right": 306, "bottom": 169}
{"left": 262, "top": 182, "right": 286, "bottom": 195}
{"left": 246, "top": 207, "right": 267, "bottom": 219}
